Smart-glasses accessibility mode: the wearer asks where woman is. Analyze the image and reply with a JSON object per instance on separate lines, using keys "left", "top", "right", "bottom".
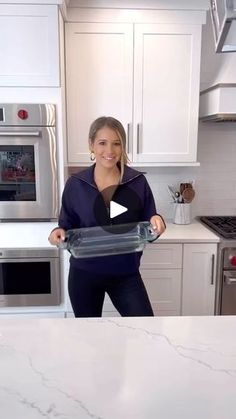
{"left": 48, "top": 116, "right": 166, "bottom": 317}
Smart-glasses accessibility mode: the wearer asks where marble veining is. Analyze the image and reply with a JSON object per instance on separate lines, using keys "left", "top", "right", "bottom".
{"left": 0, "top": 316, "right": 236, "bottom": 419}
{"left": 96, "top": 318, "right": 236, "bottom": 382}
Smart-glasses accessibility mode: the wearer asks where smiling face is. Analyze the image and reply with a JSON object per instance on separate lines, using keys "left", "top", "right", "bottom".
{"left": 90, "top": 126, "right": 122, "bottom": 170}
{"left": 88, "top": 116, "right": 129, "bottom": 179}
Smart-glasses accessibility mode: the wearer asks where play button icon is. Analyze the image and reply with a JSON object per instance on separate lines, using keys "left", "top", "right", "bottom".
{"left": 110, "top": 201, "right": 128, "bottom": 219}
{"left": 93, "top": 184, "right": 143, "bottom": 234}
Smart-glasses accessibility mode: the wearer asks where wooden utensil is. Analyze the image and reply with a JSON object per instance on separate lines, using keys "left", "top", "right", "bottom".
{"left": 180, "top": 182, "right": 192, "bottom": 195}
{"left": 182, "top": 187, "right": 195, "bottom": 203}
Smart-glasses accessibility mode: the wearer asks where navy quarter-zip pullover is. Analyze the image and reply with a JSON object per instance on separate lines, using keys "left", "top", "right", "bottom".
{"left": 59, "top": 164, "right": 161, "bottom": 274}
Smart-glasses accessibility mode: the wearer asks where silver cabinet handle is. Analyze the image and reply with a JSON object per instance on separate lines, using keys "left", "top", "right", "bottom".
{"left": 127, "top": 123, "right": 131, "bottom": 154}
{"left": 211, "top": 254, "right": 215, "bottom": 285}
{"left": 137, "top": 123, "right": 141, "bottom": 154}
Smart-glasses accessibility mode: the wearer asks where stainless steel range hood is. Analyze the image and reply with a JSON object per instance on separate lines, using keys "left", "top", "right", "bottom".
{"left": 199, "top": 83, "right": 236, "bottom": 122}
{"left": 210, "top": 0, "right": 236, "bottom": 53}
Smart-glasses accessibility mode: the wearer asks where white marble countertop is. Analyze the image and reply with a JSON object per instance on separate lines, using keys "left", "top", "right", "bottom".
{"left": 0, "top": 315, "right": 235, "bottom": 419}
{"left": 0, "top": 220, "right": 219, "bottom": 248}
{"left": 158, "top": 220, "right": 220, "bottom": 243}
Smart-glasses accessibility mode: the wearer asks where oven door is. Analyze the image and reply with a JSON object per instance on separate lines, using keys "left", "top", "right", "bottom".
{"left": 0, "top": 126, "right": 58, "bottom": 220}
{"left": 221, "top": 270, "right": 236, "bottom": 314}
{"left": 0, "top": 251, "right": 60, "bottom": 307}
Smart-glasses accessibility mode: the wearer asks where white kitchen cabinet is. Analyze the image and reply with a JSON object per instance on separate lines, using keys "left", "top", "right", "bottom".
{"left": 133, "top": 23, "right": 201, "bottom": 164}
{"left": 65, "top": 21, "right": 202, "bottom": 165}
{"left": 182, "top": 243, "right": 217, "bottom": 315}
{"left": 65, "top": 22, "right": 133, "bottom": 164}
{"left": 63, "top": 237, "right": 217, "bottom": 317}
{"left": 0, "top": 4, "right": 60, "bottom": 87}
{"left": 140, "top": 243, "right": 182, "bottom": 316}
{"left": 63, "top": 242, "right": 183, "bottom": 317}
{"left": 102, "top": 243, "right": 182, "bottom": 316}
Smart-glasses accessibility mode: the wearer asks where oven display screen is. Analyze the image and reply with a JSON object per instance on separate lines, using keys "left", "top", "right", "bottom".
{"left": 0, "top": 145, "right": 36, "bottom": 201}
{"left": 0, "top": 108, "right": 4, "bottom": 122}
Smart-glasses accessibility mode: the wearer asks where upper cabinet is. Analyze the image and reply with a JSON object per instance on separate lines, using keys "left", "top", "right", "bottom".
{"left": 0, "top": 5, "right": 60, "bottom": 87}
{"left": 65, "top": 9, "right": 205, "bottom": 166}
{"left": 65, "top": 23, "right": 133, "bottom": 164}
{"left": 133, "top": 23, "right": 201, "bottom": 164}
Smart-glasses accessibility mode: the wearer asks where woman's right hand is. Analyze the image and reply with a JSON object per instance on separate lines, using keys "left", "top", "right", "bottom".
{"left": 48, "top": 228, "right": 66, "bottom": 246}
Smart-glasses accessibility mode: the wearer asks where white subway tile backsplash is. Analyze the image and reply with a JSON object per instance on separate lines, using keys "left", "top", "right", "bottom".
{"left": 143, "top": 122, "right": 236, "bottom": 222}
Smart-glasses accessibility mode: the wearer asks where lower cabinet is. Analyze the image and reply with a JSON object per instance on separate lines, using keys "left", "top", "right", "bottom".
{"left": 182, "top": 243, "right": 217, "bottom": 315}
{"left": 141, "top": 243, "right": 182, "bottom": 316}
{"left": 102, "top": 243, "right": 182, "bottom": 317}
{"left": 64, "top": 241, "right": 218, "bottom": 317}
{"left": 141, "top": 269, "right": 182, "bottom": 316}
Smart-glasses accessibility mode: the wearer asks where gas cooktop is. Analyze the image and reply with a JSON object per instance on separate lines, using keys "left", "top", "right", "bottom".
{"left": 200, "top": 216, "right": 236, "bottom": 239}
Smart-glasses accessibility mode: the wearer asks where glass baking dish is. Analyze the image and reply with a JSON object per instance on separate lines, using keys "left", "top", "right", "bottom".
{"left": 59, "top": 222, "right": 158, "bottom": 258}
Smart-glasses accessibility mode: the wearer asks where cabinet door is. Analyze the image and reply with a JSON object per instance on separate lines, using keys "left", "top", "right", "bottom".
{"left": 182, "top": 243, "right": 217, "bottom": 315}
{"left": 141, "top": 243, "right": 182, "bottom": 315}
{"left": 133, "top": 23, "right": 201, "bottom": 163}
{"left": 142, "top": 243, "right": 182, "bottom": 269}
{"left": 102, "top": 269, "right": 182, "bottom": 317}
{"left": 0, "top": 5, "right": 59, "bottom": 87}
{"left": 65, "top": 23, "right": 133, "bottom": 164}
{"left": 141, "top": 269, "right": 182, "bottom": 316}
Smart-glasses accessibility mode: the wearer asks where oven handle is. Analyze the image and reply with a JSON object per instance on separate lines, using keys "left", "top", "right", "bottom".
{"left": 0, "top": 131, "right": 41, "bottom": 137}
{"left": 224, "top": 272, "right": 236, "bottom": 285}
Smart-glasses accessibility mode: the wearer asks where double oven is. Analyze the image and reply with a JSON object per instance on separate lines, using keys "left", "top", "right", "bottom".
{"left": 200, "top": 216, "right": 236, "bottom": 315}
{"left": 0, "top": 104, "right": 60, "bottom": 308}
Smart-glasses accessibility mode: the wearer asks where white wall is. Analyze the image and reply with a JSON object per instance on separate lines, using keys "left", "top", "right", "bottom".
{"left": 146, "top": 121, "right": 236, "bottom": 220}
{"left": 146, "top": 11, "right": 236, "bottom": 222}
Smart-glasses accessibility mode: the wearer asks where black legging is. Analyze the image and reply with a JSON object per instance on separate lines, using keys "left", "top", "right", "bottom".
{"left": 68, "top": 265, "right": 154, "bottom": 318}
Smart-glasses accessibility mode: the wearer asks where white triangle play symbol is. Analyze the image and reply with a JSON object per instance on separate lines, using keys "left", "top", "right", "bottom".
{"left": 110, "top": 201, "right": 128, "bottom": 219}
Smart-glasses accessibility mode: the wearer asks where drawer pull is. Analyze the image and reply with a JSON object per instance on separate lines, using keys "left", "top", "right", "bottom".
{"left": 211, "top": 254, "right": 215, "bottom": 285}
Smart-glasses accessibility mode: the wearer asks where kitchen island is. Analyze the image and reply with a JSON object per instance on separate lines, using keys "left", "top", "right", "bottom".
{"left": 0, "top": 315, "right": 235, "bottom": 419}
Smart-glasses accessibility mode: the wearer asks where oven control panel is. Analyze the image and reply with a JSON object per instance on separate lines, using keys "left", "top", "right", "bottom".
{"left": 0, "top": 103, "right": 55, "bottom": 126}
{"left": 0, "top": 106, "right": 29, "bottom": 123}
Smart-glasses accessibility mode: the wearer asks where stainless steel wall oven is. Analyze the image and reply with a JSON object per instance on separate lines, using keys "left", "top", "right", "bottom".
{"left": 0, "top": 248, "right": 60, "bottom": 307}
{"left": 0, "top": 103, "right": 58, "bottom": 220}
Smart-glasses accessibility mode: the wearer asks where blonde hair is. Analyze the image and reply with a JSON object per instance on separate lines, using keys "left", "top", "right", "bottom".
{"left": 89, "top": 116, "right": 129, "bottom": 182}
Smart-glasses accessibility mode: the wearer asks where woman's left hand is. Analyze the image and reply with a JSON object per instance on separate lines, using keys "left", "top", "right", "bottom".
{"left": 150, "top": 215, "right": 166, "bottom": 236}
